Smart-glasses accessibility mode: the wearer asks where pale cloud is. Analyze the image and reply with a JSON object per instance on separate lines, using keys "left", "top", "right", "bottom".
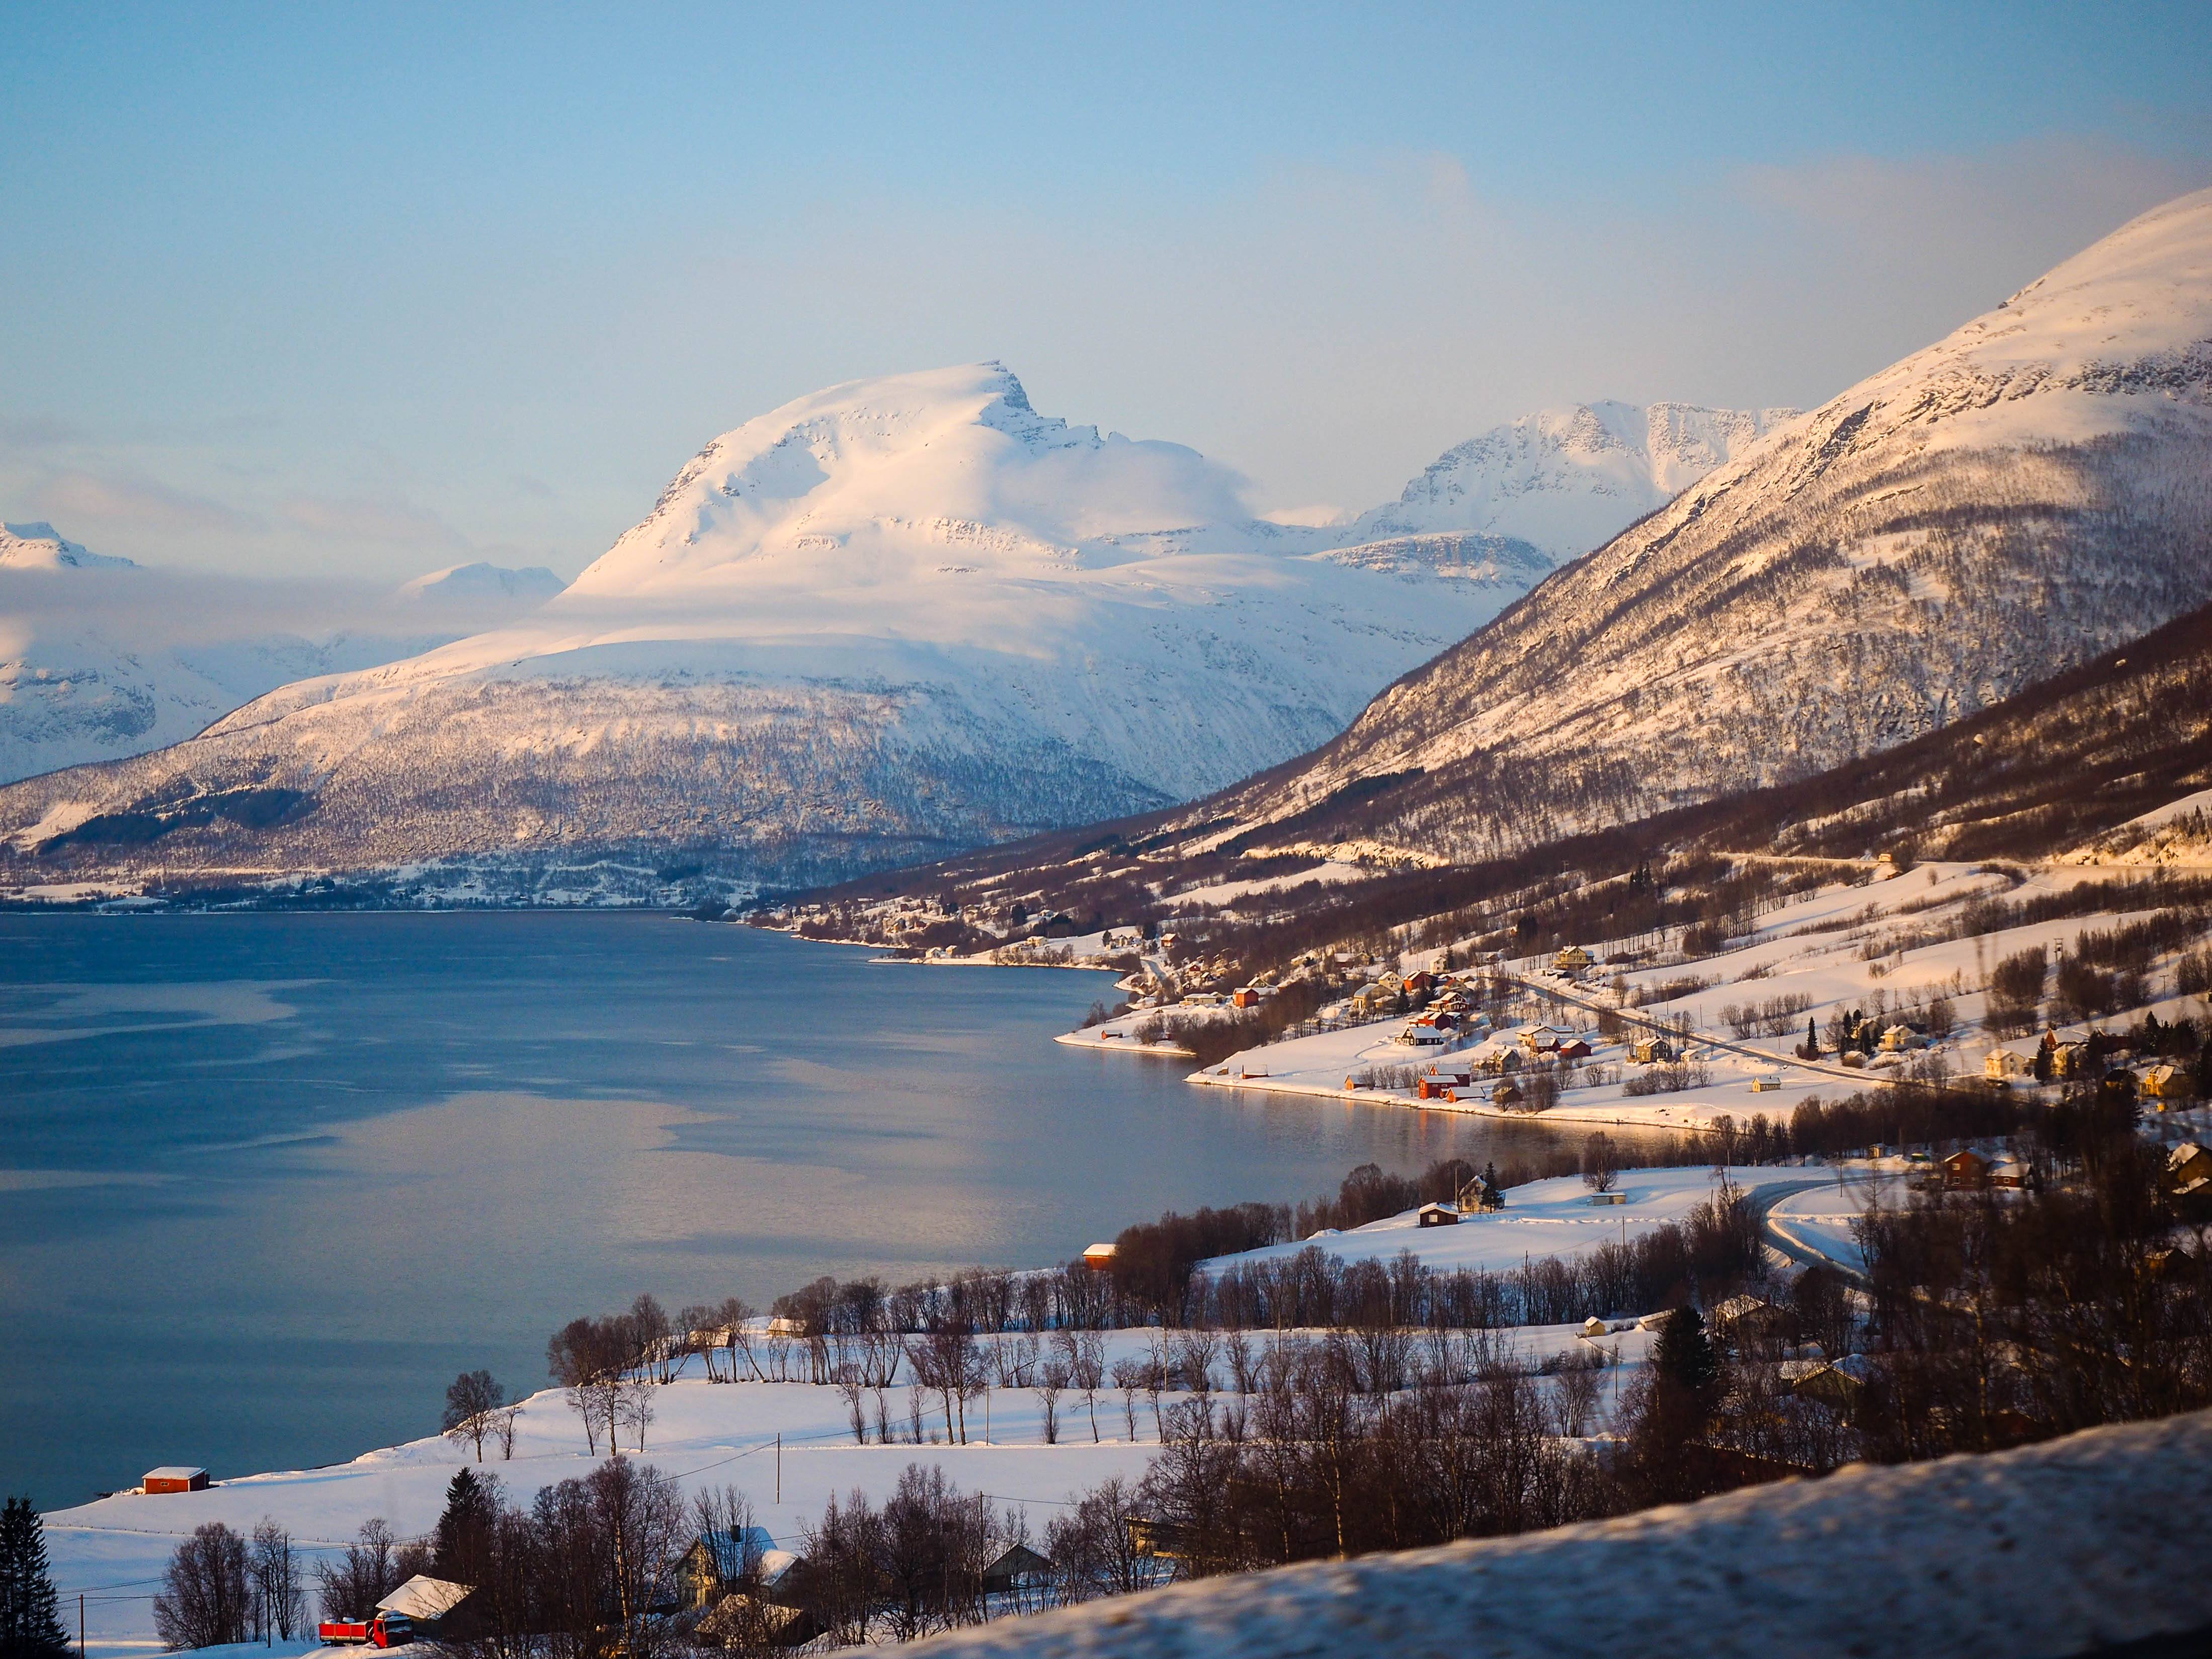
{"left": 8, "top": 136, "right": 2207, "bottom": 577}
{"left": 0, "top": 412, "right": 89, "bottom": 447}
{"left": 278, "top": 493, "right": 468, "bottom": 549}
{"left": 27, "top": 469, "right": 262, "bottom": 536}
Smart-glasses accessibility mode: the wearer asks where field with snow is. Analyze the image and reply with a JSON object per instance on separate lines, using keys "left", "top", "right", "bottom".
{"left": 45, "top": 1290, "right": 1681, "bottom": 1659}
{"left": 1200, "top": 1166, "right": 1840, "bottom": 1282}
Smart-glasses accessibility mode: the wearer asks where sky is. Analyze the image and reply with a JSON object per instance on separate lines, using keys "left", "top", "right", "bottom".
{"left": 4, "top": 3, "right": 2210, "bottom": 583}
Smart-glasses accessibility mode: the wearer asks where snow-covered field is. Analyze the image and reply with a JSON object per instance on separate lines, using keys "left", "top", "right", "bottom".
{"left": 47, "top": 1356, "right": 1158, "bottom": 1659}
{"left": 1200, "top": 1166, "right": 1840, "bottom": 1282}
{"left": 48, "top": 1172, "right": 1805, "bottom": 1655}
{"left": 45, "top": 1298, "right": 1667, "bottom": 1659}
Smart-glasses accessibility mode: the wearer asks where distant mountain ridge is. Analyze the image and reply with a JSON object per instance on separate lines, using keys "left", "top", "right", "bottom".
{"left": 0, "top": 535, "right": 569, "bottom": 786}
{"left": 1, "top": 522, "right": 136, "bottom": 571}
{"left": 1339, "top": 400, "right": 1799, "bottom": 562}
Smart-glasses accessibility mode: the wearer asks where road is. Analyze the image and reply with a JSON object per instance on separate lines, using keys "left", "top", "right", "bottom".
{"left": 1746, "top": 1172, "right": 1873, "bottom": 1286}
{"left": 1496, "top": 968, "right": 1927, "bottom": 1092}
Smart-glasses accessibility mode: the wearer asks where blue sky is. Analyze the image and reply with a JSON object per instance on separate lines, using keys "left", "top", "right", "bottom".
{"left": 4, "top": 3, "right": 2209, "bottom": 579}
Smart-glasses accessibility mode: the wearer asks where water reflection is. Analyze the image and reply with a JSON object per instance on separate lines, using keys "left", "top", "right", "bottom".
{"left": 2, "top": 914, "right": 1574, "bottom": 1506}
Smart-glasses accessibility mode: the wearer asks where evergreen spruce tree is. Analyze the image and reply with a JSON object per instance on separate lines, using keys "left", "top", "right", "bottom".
{"left": 1653, "top": 1307, "right": 1719, "bottom": 1394}
{"left": 1805, "top": 1016, "right": 1819, "bottom": 1057}
{"left": 1, "top": 1496, "right": 71, "bottom": 1659}
{"left": 431, "top": 1467, "right": 499, "bottom": 1583}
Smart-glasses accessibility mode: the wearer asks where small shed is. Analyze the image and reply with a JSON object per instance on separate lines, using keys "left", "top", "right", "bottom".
{"left": 981, "top": 1543, "right": 1054, "bottom": 1596}
{"left": 1492, "top": 1080, "right": 1525, "bottom": 1107}
{"left": 1580, "top": 1315, "right": 1608, "bottom": 1338}
{"left": 1709, "top": 1293, "right": 1773, "bottom": 1340}
{"left": 1792, "top": 1352, "right": 1875, "bottom": 1416}
{"left": 1556, "top": 1039, "right": 1592, "bottom": 1061}
{"left": 376, "top": 1577, "right": 481, "bottom": 1640}
{"left": 1416, "top": 1202, "right": 1461, "bottom": 1228}
{"left": 1588, "top": 1191, "right": 1627, "bottom": 1206}
{"left": 1082, "top": 1242, "right": 1118, "bottom": 1272}
{"left": 697, "top": 1595, "right": 814, "bottom": 1648}
{"left": 143, "top": 1467, "right": 208, "bottom": 1495}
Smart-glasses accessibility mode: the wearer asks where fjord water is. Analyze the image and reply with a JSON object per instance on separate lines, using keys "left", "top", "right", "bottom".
{"left": 1, "top": 914, "right": 1536, "bottom": 1509}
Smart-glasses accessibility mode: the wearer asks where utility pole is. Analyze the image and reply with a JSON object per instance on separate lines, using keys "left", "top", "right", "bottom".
{"left": 774, "top": 1433, "right": 781, "bottom": 1505}
{"left": 80, "top": 1593, "right": 86, "bottom": 1659}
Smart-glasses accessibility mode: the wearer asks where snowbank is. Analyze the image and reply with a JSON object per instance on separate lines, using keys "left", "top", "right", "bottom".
{"left": 909, "top": 1408, "right": 2212, "bottom": 1657}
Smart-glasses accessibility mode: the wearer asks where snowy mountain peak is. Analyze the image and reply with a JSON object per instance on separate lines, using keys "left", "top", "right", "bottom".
{"left": 569, "top": 363, "right": 1238, "bottom": 598}
{"left": 1344, "top": 400, "right": 1798, "bottom": 562}
{"left": 0, "top": 523, "right": 137, "bottom": 571}
{"left": 397, "top": 561, "right": 567, "bottom": 606}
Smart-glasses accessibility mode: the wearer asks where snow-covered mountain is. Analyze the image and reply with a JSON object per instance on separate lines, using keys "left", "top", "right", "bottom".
{"left": 0, "top": 528, "right": 569, "bottom": 785}
{"left": 399, "top": 561, "right": 567, "bottom": 605}
{"left": 1338, "top": 401, "right": 1798, "bottom": 563}
{"left": 0, "top": 365, "right": 1545, "bottom": 897}
{"left": 1, "top": 521, "right": 137, "bottom": 571}
{"left": 1203, "top": 187, "right": 2212, "bottom": 865}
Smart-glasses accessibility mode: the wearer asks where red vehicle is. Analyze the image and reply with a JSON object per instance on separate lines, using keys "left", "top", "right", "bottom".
{"left": 317, "top": 1612, "right": 412, "bottom": 1648}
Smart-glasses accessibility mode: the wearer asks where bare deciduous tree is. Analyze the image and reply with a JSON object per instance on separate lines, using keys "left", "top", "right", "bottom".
{"left": 154, "top": 1523, "right": 250, "bottom": 1650}
{"left": 248, "top": 1519, "right": 304, "bottom": 1641}
{"left": 443, "top": 1369, "right": 509, "bottom": 1462}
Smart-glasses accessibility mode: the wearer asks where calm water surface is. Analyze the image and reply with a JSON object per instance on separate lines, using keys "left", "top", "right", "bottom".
{"left": 0, "top": 913, "right": 1554, "bottom": 1507}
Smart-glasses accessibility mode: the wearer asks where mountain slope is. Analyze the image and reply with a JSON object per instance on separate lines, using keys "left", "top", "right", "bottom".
{"left": 0, "top": 366, "right": 1538, "bottom": 897}
{"left": 1200, "top": 187, "right": 2212, "bottom": 864}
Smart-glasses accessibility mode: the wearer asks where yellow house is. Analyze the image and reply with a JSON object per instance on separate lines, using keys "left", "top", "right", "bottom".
{"left": 2142, "top": 1063, "right": 2191, "bottom": 1103}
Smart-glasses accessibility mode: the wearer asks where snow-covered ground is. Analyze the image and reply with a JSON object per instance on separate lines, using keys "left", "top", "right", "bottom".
{"left": 910, "top": 1408, "right": 2212, "bottom": 1658}
{"left": 44, "top": 1307, "right": 1662, "bottom": 1659}
{"left": 1201, "top": 1166, "right": 1839, "bottom": 1284}
{"left": 1166, "top": 856, "right": 2210, "bottom": 1131}
{"left": 45, "top": 1354, "right": 1157, "bottom": 1659}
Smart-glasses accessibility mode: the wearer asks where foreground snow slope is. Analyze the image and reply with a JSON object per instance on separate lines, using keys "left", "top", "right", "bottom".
{"left": 1210, "top": 187, "right": 2212, "bottom": 863}
{"left": 914, "top": 1408, "right": 2212, "bottom": 1658}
